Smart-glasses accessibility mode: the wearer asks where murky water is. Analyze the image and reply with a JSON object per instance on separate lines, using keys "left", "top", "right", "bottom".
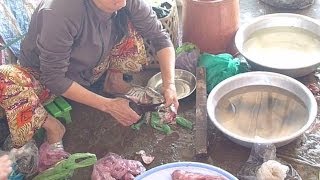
{"left": 243, "top": 26, "right": 320, "bottom": 69}
{"left": 154, "top": 79, "right": 193, "bottom": 100}
{"left": 215, "top": 85, "right": 309, "bottom": 140}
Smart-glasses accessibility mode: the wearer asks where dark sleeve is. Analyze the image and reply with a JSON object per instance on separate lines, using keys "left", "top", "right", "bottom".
{"left": 36, "top": 9, "right": 76, "bottom": 95}
{"left": 127, "top": 0, "right": 173, "bottom": 52}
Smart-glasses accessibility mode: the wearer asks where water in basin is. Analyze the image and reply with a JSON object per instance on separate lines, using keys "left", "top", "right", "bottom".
{"left": 243, "top": 26, "right": 320, "bottom": 69}
{"left": 215, "top": 85, "right": 309, "bottom": 140}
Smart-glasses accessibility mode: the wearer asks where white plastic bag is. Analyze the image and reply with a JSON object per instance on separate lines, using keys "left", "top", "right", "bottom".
{"left": 237, "top": 144, "right": 301, "bottom": 180}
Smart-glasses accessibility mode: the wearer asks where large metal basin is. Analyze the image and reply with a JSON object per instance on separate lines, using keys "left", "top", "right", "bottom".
{"left": 235, "top": 13, "right": 320, "bottom": 77}
{"left": 207, "top": 71, "right": 317, "bottom": 148}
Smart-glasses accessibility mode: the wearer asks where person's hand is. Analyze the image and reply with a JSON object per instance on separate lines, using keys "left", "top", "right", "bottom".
{"left": 102, "top": 97, "right": 141, "bottom": 126}
{"left": 162, "top": 84, "right": 179, "bottom": 111}
{"left": 0, "top": 155, "right": 12, "bottom": 180}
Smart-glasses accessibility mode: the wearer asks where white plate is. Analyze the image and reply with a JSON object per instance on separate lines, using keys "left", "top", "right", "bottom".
{"left": 135, "top": 162, "right": 238, "bottom": 180}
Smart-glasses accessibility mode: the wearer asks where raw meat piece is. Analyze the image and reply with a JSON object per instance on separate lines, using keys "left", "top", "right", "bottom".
{"left": 171, "top": 170, "right": 226, "bottom": 180}
{"left": 136, "top": 150, "right": 155, "bottom": 164}
{"left": 122, "top": 173, "right": 135, "bottom": 180}
{"left": 91, "top": 152, "right": 146, "bottom": 180}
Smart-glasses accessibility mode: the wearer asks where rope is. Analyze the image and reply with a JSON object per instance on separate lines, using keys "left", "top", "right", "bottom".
{"left": 0, "top": 34, "right": 25, "bottom": 51}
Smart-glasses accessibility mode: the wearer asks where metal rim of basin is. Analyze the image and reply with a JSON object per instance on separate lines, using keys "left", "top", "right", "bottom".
{"left": 235, "top": 13, "right": 320, "bottom": 77}
{"left": 207, "top": 71, "right": 318, "bottom": 147}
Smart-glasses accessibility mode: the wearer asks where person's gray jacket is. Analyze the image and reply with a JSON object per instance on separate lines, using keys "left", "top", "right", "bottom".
{"left": 19, "top": 0, "right": 172, "bottom": 95}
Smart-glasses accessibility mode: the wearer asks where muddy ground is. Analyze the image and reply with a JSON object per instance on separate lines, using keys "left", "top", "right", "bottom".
{"left": 56, "top": 0, "right": 320, "bottom": 179}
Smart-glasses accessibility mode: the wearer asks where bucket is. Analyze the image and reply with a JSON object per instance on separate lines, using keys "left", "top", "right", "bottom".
{"left": 182, "top": 0, "right": 240, "bottom": 54}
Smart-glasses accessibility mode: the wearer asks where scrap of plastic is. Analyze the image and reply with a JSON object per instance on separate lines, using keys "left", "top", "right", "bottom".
{"left": 237, "top": 144, "right": 302, "bottom": 180}
{"left": 33, "top": 153, "right": 97, "bottom": 180}
{"left": 175, "top": 116, "right": 193, "bottom": 130}
{"left": 38, "top": 142, "right": 70, "bottom": 172}
{"left": 175, "top": 43, "right": 200, "bottom": 75}
{"left": 198, "top": 53, "right": 249, "bottom": 93}
{"left": 150, "top": 112, "right": 172, "bottom": 135}
{"left": 2, "top": 137, "right": 39, "bottom": 175}
{"left": 91, "top": 152, "right": 146, "bottom": 180}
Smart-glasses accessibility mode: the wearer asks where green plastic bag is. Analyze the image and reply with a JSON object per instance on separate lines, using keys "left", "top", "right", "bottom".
{"left": 198, "top": 53, "right": 249, "bottom": 93}
{"left": 33, "top": 153, "right": 97, "bottom": 180}
{"left": 150, "top": 112, "right": 172, "bottom": 135}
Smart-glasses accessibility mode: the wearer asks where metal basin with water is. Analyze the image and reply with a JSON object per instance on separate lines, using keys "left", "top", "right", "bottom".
{"left": 147, "top": 69, "right": 196, "bottom": 100}
{"left": 207, "top": 71, "right": 317, "bottom": 147}
{"left": 235, "top": 13, "right": 320, "bottom": 77}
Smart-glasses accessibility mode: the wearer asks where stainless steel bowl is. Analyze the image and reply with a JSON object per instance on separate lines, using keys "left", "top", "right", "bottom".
{"left": 147, "top": 69, "right": 196, "bottom": 100}
{"left": 207, "top": 71, "right": 317, "bottom": 148}
{"left": 235, "top": 13, "right": 320, "bottom": 77}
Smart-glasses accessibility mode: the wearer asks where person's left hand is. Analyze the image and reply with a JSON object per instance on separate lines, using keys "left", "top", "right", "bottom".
{"left": 162, "top": 84, "right": 179, "bottom": 112}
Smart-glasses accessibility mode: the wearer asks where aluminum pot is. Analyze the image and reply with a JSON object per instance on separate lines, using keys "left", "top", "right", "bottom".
{"left": 147, "top": 69, "right": 196, "bottom": 100}
{"left": 207, "top": 71, "right": 317, "bottom": 148}
{"left": 235, "top": 13, "right": 320, "bottom": 77}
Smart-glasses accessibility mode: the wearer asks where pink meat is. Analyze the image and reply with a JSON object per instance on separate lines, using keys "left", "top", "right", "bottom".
{"left": 159, "top": 109, "right": 176, "bottom": 123}
{"left": 91, "top": 153, "right": 146, "bottom": 180}
{"left": 308, "top": 83, "right": 320, "bottom": 95}
{"left": 126, "top": 160, "right": 146, "bottom": 175}
{"left": 122, "top": 173, "right": 135, "bottom": 180}
{"left": 171, "top": 170, "right": 227, "bottom": 180}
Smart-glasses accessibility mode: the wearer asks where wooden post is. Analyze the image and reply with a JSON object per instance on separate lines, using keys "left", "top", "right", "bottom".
{"left": 195, "top": 67, "right": 208, "bottom": 160}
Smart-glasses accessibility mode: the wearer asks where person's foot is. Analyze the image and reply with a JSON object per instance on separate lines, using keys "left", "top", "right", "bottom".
{"left": 103, "top": 71, "right": 132, "bottom": 94}
{"left": 42, "top": 115, "right": 66, "bottom": 144}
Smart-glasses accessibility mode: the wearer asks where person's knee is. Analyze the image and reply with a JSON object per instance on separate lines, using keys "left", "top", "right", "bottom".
{"left": 60, "top": 123, "right": 66, "bottom": 135}
{"left": 0, "top": 65, "right": 32, "bottom": 87}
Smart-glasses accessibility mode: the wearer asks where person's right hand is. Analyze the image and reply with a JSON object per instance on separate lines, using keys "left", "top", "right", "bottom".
{"left": 102, "top": 97, "right": 141, "bottom": 126}
{"left": 0, "top": 155, "right": 12, "bottom": 180}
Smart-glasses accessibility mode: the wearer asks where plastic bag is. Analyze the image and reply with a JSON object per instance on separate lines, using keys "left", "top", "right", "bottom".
{"left": 175, "top": 43, "right": 200, "bottom": 75}
{"left": 33, "top": 153, "right": 97, "bottom": 180}
{"left": 237, "top": 144, "right": 301, "bottom": 180}
{"left": 2, "top": 137, "right": 39, "bottom": 175}
{"left": 91, "top": 152, "right": 146, "bottom": 180}
{"left": 38, "top": 142, "right": 70, "bottom": 172}
{"left": 198, "top": 53, "right": 249, "bottom": 93}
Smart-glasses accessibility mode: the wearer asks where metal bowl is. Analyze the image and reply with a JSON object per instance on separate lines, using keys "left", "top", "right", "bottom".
{"left": 207, "top": 71, "right": 317, "bottom": 148}
{"left": 147, "top": 69, "right": 196, "bottom": 100}
{"left": 235, "top": 13, "right": 320, "bottom": 77}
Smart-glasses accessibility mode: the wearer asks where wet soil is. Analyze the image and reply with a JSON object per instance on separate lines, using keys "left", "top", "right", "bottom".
{"left": 65, "top": 69, "right": 320, "bottom": 180}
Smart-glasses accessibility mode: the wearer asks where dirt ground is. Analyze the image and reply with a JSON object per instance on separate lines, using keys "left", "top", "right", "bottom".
{"left": 57, "top": 0, "right": 320, "bottom": 179}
